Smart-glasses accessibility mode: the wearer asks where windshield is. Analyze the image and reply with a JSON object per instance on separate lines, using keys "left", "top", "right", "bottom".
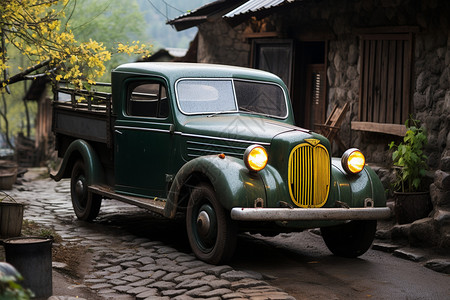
{"left": 176, "top": 79, "right": 287, "bottom": 118}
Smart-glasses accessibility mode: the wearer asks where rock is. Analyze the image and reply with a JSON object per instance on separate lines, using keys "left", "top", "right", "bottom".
{"left": 52, "top": 262, "right": 68, "bottom": 269}
{"left": 439, "top": 233, "right": 450, "bottom": 249}
{"left": 348, "top": 44, "right": 358, "bottom": 65}
{"left": 416, "top": 71, "right": 430, "bottom": 93}
{"left": 433, "top": 209, "right": 450, "bottom": 224}
{"left": 444, "top": 91, "right": 450, "bottom": 113}
{"left": 372, "top": 242, "right": 401, "bottom": 253}
{"left": 409, "top": 218, "right": 439, "bottom": 247}
{"left": 334, "top": 53, "right": 343, "bottom": 71}
{"left": 430, "top": 183, "right": 450, "bottom": 208}
{"left": 414, "top": 92, "right": 427, "bottom": 110}
{"left": 424, "top": 259, "right": 450, "bottom": 274}
{"left": 375, "top": 229, "right": 392, "bottom": 240}
{"left": 393, "top": 248, "right": 426, "bottom": 262}
{"left": 440, "top": 156, "right": 450, "bottom": 172}
{"left": 221, "top": 270, "right": 263, "bottom": 281}
{"left": 346, "top": 65, "right": 358, "bottom": 80}
{"left": 435, "top": 170, "right": 450, "bottom": 190}
{"left": 390, "top": 224, "right": 411, "bottom": 241}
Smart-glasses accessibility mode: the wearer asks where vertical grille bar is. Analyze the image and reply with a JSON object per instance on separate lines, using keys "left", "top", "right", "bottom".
{"left": 288, "top": 142, "right": 330, "bottom": 208}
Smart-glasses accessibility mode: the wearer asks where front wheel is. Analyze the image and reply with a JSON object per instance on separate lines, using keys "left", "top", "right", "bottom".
{"left": 186, "top": 183, "right": 237, "bottom": 265}
{"left": 321, "top": 220, "right": 377, "bottom": 258}
{"left": 70, "top": 160, "right": 102, "bottom": 221}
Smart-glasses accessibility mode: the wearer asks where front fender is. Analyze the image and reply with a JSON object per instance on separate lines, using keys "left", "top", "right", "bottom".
{"left": 165, "top": 155, "right": 266, "bottom": 218}
{"left": 50, "top": 139, "right": 105, "bottom": 185}
{"left": 330, "top": 158, "right": 386, "bottom": 207}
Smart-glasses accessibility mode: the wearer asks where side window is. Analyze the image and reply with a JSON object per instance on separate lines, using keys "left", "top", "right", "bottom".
{"left": 127, "top": 81, "right": 169, "bottom": 118}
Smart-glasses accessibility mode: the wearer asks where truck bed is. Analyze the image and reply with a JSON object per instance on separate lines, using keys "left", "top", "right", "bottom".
{"left": 53, "top": 84, "right": 113, "bottom": 147}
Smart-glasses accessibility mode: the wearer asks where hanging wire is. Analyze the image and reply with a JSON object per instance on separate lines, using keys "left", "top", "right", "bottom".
{"left": 162, "top": 0, "right": 184, "bottom": 14}
{"left": 146, "top": 0, "right": 185, "bottom": 20}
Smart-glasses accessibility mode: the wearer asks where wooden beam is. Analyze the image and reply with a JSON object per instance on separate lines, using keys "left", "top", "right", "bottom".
{"left": 355, "top": 26, "right": 419, "bottom": 35}
{"left": 243, "top": 32, "right": 280, "bottom": 39}
{"left": 351, "top": 121, "right": 406, "bottom": 136}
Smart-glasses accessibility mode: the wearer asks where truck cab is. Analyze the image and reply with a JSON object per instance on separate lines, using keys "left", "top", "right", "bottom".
{"left": 52, "top": 62, "right": 390, "bottom": 265}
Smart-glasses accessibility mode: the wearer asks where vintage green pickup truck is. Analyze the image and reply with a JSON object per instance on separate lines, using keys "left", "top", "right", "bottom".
{"left": 51, "top": 62, "right": 390, "bottom": 264}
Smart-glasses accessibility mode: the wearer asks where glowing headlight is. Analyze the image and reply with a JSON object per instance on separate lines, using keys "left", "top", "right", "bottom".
{"left": 341, "top": 148, "right": 365, "bottom": 174}
{"left": 244, "top": 145, "right": 268, "bottom": 172}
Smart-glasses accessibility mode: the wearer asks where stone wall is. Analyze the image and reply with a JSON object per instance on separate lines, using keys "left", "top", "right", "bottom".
{"left": 197, "top": 16, "right": 250, "bottom": 67}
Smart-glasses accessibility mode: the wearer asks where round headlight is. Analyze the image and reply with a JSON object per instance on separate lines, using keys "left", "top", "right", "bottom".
{"left": 341, "top": 148, "right": 365, "bottom": 174}
{"left": 244, "top": 145, "right": 268, "bottom": 172}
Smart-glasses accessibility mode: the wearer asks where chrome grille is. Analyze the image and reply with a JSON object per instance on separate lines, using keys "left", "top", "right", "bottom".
{"left": 288, "top": 142, "right": 330, "bottom": 208}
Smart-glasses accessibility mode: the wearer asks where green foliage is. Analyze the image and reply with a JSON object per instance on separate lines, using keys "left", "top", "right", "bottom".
{"left": 64, "top": 0, "right": 150, "bottom": 82}
{"left": 0, "top": 48, "right": 39, "bottom": 148}
{"left": 0, "top": 263, "right": 34, "bottom": 300}
{"left": 389, "top": 119, "right": 428, "bottom": 193}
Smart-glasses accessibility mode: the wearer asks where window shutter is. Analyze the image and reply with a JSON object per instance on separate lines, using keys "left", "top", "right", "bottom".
{"left": 359, "top": 33, "right": 413, "bottom": 124}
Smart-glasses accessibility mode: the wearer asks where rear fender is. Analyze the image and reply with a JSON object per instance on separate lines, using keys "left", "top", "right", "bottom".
{"left": 50, "top": 139, "right": 105, "bottom": 185}
{"left": 164, "top": 155, "right": 266, "bottom": 218}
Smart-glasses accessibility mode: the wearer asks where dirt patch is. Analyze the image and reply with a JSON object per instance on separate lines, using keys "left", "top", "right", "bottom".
{"left": 21, "top": 219, "right": 91, "bottom": 279}
{"left": 52, "top": 243, "right": 92, "bottom": 279}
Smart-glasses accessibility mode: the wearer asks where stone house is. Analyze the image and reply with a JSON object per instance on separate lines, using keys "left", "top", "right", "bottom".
{"left": 168, "top": 0, "right": 450, "bottom": 249}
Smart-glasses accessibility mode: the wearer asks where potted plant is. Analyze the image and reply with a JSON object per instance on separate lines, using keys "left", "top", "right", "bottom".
{"left": 389, "top": 118, "right": 431, "bottom": 224}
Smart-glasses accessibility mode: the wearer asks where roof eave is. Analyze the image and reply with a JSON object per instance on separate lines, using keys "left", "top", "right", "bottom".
{"left": 167, "top": 0, "right": 247, "bottom": 31}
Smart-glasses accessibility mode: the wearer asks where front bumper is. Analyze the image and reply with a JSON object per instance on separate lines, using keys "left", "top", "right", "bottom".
{"left": 230, "top": 207, "right": 392, "bottom": 221}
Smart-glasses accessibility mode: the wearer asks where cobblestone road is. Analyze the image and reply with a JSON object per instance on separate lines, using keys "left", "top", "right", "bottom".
{"left": 8, "top": 176, "right": 295, "bottom": 300}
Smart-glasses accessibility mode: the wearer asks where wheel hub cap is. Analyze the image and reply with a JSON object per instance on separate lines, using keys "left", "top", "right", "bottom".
{"left": 196, "top": 210, "right": 211, "bottom": 237}
{"left": 75, "top": 179, "right": 85, "bottom": 198}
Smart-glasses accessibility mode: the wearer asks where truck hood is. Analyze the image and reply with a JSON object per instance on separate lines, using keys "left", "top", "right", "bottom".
{"left": 179, "top": 114, "right": 309, "bottom": 145}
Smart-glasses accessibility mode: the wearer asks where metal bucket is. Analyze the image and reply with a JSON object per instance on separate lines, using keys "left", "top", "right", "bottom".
{"left": 0, "top": 202, "right": 24, "bottom": 238}
{"left": 4, "top": 236, "right": 53, "bottom": 298}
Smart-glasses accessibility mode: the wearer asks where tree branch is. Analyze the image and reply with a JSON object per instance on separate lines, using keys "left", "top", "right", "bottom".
{"left": 0, "top": 59, "right": 51, "bottom": 87}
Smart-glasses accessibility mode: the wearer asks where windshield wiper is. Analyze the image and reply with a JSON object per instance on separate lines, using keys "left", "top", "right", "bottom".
{"left": 238, "top": 107, "right": 270, "bottom": 117}
{"left": 207, "top": 111, "right": 237, "bottom": 118}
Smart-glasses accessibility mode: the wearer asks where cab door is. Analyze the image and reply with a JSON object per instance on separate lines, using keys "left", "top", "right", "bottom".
{"left": 114, "top": 78, "right": 174, "bottom": 198}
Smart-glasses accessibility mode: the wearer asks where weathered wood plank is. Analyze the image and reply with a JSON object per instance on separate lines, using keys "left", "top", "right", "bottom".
{"left": 387, "top": 40, "right": 396, "bottom": 123}
{"left": 368, "top": 40, "right": 376, "bottom": 122}
{"left": 394, "top": 40, "right": 404, "bottom": 124}
{"left": 402, "top": 34, "right": 413, "bottom": 123}
{"left": 379, "top": 40, "right": 389, "bottom": 123}
{"left": 351, "top": 121, "right": 407, "bottom": 136}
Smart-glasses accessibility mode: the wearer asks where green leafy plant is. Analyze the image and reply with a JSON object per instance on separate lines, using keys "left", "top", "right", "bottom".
{"left": 0, "top": 263, "right": 34, "bottom": 300}
{"left": 389, "top": 119, "right": 428, "bottom": 193}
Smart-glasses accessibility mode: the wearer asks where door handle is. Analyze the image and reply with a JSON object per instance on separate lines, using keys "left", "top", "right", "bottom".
{"left": 115, "top": 130, "right": 123, "bottom": 135}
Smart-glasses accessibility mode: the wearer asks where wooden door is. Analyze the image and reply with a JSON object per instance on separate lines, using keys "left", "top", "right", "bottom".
{"left": 252, "top": 40, "right": 293, "bottom": 90}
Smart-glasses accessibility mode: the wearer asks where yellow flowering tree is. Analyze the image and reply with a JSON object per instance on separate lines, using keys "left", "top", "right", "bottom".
{"left": 0, "top": 0, "right": 151, "bottom": 89}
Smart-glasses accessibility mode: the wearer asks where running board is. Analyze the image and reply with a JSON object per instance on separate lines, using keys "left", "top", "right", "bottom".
{"left": 89, "top": 184, "right": 166, "bottom": 216}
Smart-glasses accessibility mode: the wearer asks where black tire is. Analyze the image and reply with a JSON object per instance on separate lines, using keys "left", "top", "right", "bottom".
{"left": 321, "top": 220, "right": 377, "bottom": 258}
{"left": 70, "top": 160, "right": 102, "bottom": 221}
{"left": 186, "top": 183, "right": 237, "bottom": 265}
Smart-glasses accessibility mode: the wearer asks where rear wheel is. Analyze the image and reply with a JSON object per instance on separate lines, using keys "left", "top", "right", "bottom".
{"left": 321, "top": 220, "right": 377, "bottom": 258}
{"left": 70, "top": 160, "right": 102, "bottom": 221}
{"left": 186, "top": 183, "right": 237, "bottom": 265}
